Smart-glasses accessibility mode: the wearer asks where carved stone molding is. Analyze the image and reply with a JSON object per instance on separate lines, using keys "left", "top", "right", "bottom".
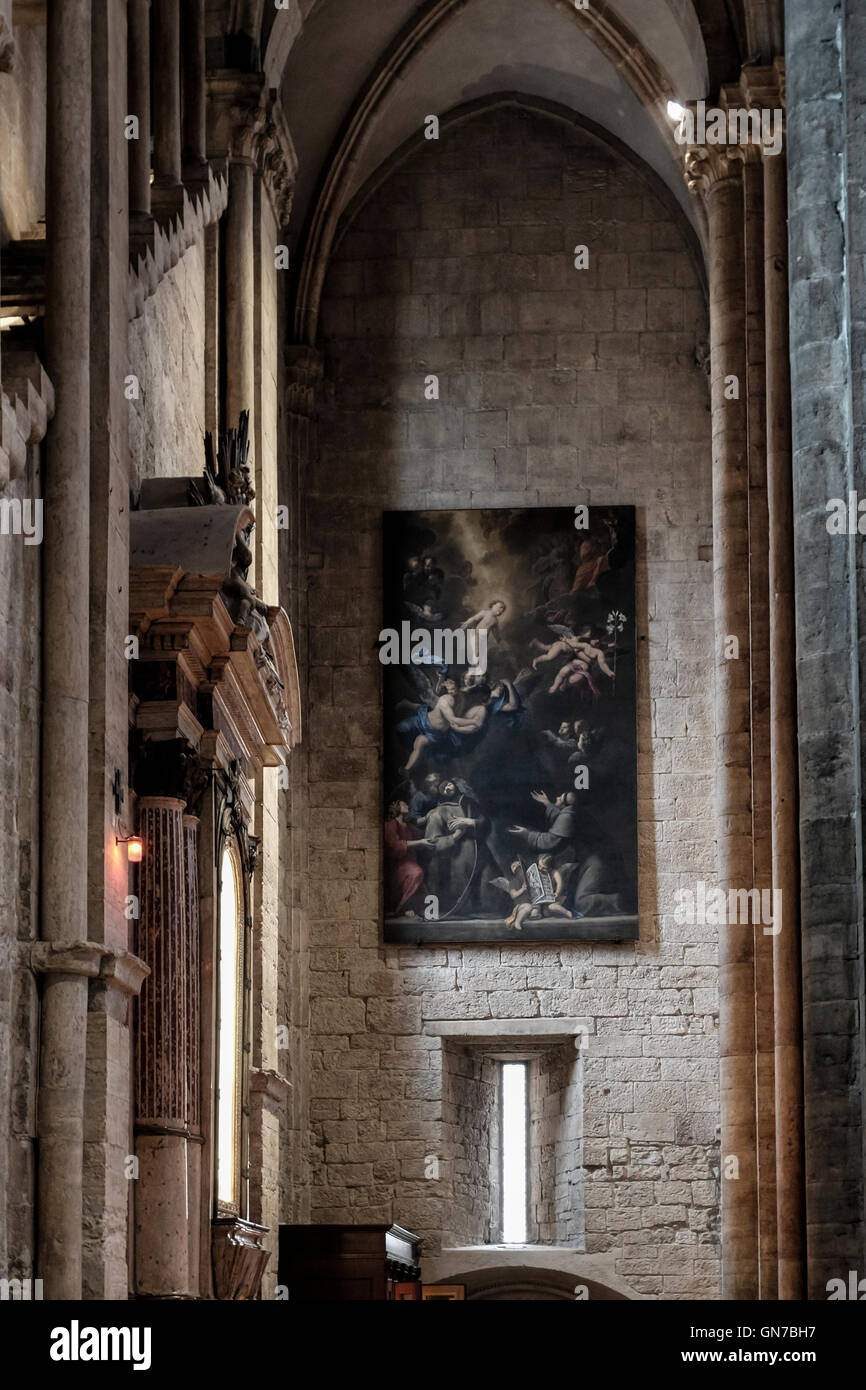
{"left": 215, "top": 757, "right": 259, "bottom": 874}
{"left": 207, "top": 71, "right": 297, "bottom": 225}
{"left": 129, "top": 495, "right": 301, "bottom": 770}
{"left": 249, "top": 1067, "right": 291, "bottom": 1114}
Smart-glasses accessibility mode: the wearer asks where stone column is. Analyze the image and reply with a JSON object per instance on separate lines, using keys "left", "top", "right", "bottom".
{"left": 151, "top": 0, "right": 180, "bottom": 186}
{"left": 764, "top": 136, "right": 804, "bottom": 1302}
{"left": 195, "top": 779, "right": 218, "bottom": 1297}
{"left": 183, "top": 814, "right": 202, "bottom": 1294}
{"left": 225, "top": 159, "right": 257, "bottom": 442}
{"left": 181, "top": 0, "right": 206, "bottom": 173}
{"left": 127, "top": 0, "right": 151, "bottom": 219}
{"left": 686, "top": 142, "right": 759, "bottom": 1300}
{"left": 134, "top": 797, "right": 192, "bottom": 1297}
{"left": 37, "top": 0, "right": 92, "bottom": 1302}
{"left": 742, "top": 145, "right": 777, "bottom": 1300}
{"left": 787, "top": 0, "right": 865, "bottom": 1297}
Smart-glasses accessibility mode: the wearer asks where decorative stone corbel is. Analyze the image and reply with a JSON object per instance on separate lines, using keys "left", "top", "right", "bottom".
{"left": 211, "top": 1216, "right": 270, "bottom": 1300}
{"left": 31, "top": 941, "right": 150, "bottom": 1025}
{"left": 249, "top": 1067, "right": 291, "bottom": 1113}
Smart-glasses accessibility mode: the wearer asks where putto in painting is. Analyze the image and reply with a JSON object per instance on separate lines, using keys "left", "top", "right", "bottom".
{"left": 381, "top": 506, "right": 638, "bottom": 944}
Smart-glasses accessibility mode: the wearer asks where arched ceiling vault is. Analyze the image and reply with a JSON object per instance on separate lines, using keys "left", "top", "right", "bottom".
{"left": 265, "top": 0, "right": 748, "bottom": 343}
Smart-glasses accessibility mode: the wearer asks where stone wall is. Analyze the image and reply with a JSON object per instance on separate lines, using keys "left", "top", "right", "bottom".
{"left": 0, "top": 24, "right": 46, "bottom": 241}
{"left": 786, "top": 0, "right": 866, "bottom": 1297}
{"left": 530, "top": 1042, "right": 583, "bottom": 1245}
{"left": 300, "top": 103, "right": 721, "bottom": 1298}
{"left": 128, "top": 243, "right": 207, "bottom": 487}
{"left": 442, "top": 1044, "right": 500, "bottom": 1246}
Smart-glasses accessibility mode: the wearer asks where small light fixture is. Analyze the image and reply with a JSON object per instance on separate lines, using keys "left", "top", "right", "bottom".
{"left": 117, "top": 834, "right": 143, "bottom": 863}
{"left": 666, "top": 100, "right": 686, "bottom": 122}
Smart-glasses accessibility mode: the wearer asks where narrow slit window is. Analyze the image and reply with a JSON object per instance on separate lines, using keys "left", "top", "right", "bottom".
{"left": 501, "top": 1061, "right": 528, "bottom": 1243}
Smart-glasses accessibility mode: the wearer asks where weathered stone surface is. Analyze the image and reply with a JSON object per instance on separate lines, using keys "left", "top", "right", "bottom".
{"left": 302, "top": 104, "right": 719, "bottom": 1292}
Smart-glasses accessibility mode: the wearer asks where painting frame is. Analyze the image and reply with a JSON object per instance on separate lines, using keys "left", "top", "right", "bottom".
{"left": 381, "top": 505, "right": 639, "bottom": 947}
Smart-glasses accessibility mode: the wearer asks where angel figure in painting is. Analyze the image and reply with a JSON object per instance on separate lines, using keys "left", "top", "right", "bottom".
{"left": 398, "top": 678, "right": 485, "bottom": 771}
{"left": 460, "top": 599, "right": 507, "bottom": 686}
{"left": 493, "top": 854, "right": 572, "bottom": 930}
{"left": 548, "top": 635, "right": 614, "bottom": 698}
{"left": 531, "top": 624, "right": 614, "bottom": 699}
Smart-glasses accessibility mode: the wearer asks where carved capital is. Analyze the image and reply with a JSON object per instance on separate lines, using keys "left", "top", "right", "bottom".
{"left": 133, "top": 739, "right": 211, "bottom": 815}
{"left": 207, "top": 71, "right": 297, "bottom": 224}
{"left": 684, "top": 143, "right": 745, "bottom": 197}
{"left": 677, "top": 55, "right": 787, "bottom": 196}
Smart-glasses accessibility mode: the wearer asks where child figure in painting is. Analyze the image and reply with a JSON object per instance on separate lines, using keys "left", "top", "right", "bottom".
{"left": 503, "top": 854, "right": 572, "bottom": 931}
{"left": 548, "top": 638, "right": 614, "bottom": 698}
{"left": 460, "top": 599, "right": 506, "bottom": 686}
{"left": 533, "top": 628, "right": 614, "bottom": 699}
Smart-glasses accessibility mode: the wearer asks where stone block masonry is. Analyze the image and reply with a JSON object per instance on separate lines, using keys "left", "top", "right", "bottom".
{"left": 302, "top": 103, "right": 719, "bottom": 1298}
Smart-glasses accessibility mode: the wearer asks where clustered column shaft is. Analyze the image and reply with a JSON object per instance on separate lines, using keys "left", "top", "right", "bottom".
{"left": 37, "top": 0, "right": 93, "bottom": 1302}
{"left": 704, "top": 153, "right": 760, "bottom": 1302}
{"left": 151, "top": 0, "right": 181, "bottom": 186}
{"left": 763, "top": 147, "right": 804, "bottom": 1302}
{"left": 127, "top": 0, "right": 151, "bottom": 218}
{"left": 685, "top": 62, "right": 803, "bottom": 1299}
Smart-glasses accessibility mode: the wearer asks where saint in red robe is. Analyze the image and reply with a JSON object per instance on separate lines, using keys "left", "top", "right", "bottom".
{"left": 384, "top": 817, "right": 424, "bottom": 916}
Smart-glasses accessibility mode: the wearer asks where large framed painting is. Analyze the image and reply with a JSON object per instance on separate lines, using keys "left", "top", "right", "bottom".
{"left": 381, "top": 506, "right": 638, "bottom": 944}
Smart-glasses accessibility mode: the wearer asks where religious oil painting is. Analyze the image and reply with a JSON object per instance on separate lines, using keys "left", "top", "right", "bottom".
{"left": 381, "top": 506, "right": 638, "bottom": 944}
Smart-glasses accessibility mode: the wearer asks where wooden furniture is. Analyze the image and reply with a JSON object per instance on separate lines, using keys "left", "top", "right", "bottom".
{"left": 278, "top": 1224, "right": 421, "bottom": 1301}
